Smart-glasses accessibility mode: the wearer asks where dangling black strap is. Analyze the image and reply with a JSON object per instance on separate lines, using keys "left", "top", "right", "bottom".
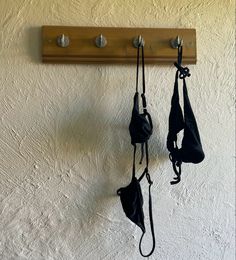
{"left": 136, "top": 44, "right": 150, "bottom": 164}
{"left": 174, "top": 45, "right": 191, "bottom": 79}
{"left": 139, "top": 174, "right": 155, "bottom": 258}
{"left": 139, "top": 143, "right": 144, "bottom": 164}
{"left": 177, "top": 44, "right": 182, "bottom": 65}
{"left": 138, "top": 141, "right": 149, "bottom": 182}
{"left": 169, "top": 141, "right": 182, "bottom": 185}
{"left": 141, "top": 45, "right": 147, "bottom": 110}
{"left": 170, "top": 157, "right": 182, "bottom": 185}
{"left": 132, "top": 143, "right": 137, "bottom": 179}
{"left": 136, "top": 43, "right": 147, "bottom": 107}
{"left": 136, "top": 46, "right": 140, "bottom": 93}
{"left": 134, "top": 44, "right": 155, "bottom": 257}
{"left": 137, "top": 141, "right": 156, "bottom": 257}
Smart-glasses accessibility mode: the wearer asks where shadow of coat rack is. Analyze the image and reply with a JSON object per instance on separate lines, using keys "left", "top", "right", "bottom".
{"left": 42, "top": 26, "right": 196, "bottom": 64}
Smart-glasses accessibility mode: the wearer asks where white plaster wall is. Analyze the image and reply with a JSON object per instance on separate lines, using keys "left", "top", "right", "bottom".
{"left": 0, "top": 0, "right": 235, "bottom": 259}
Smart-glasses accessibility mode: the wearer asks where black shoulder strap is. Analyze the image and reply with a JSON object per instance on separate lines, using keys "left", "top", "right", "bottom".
{"left": 137, "top": 142, "right": 156, "bottom": 257}
{"left": 136, "top": 44, "right": 147, "bottom": 110}
{"left": 141, "top": 45, "right": 147, "bottom": 111}
{"left": 139, "top": 176, "right": 155, "bottom": 256}
{"left": 134, "top": 45, "right": 155, "bottom": 257}
{"left": 139, "top": 173, "right": 155, "bottom": 257}
{"left": 136, "top": 45, "right": 140, "bottom": 93}
{"left": 132, "top": 143, "right": 137, "bottom": 179}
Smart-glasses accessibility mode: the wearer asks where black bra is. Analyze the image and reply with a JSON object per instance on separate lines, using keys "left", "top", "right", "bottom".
{"left": 167, "top": 45, "right": 205, "bottom": 185}
{"left": 117, "top": 44, "right": 155, "bottom": 257}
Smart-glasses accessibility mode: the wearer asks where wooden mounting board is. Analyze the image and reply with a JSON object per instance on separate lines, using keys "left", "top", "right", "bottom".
{"left": 42, "top": 26, "right": 196, "bottom": 64}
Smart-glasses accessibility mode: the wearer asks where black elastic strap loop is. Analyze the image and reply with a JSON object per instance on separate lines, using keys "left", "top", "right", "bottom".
{"left": 139, "top": 143, "right": 144, "bottom": 164}
{"left": 141, "top": 46, "right": 147, "bottom": 109}
{"left": 141, "top": 94, "right": 147, "bottom": 108}
{"left": 145, "top": 141, "right": 149, "bottom": 169}
{"left": 139, "top": 174, "right": 155, "bottom": 257}
{"left": 170, "top": 159, "right": 182, "bottom": 185}
{"left": 138, "top": 141, "right": 155, "bottom": 256}
{"left": 136, "top": 45, "right": 140, "bottom": 93}
{"left": 138, "top": 167, "right": 148, "bottom": 182}
{"left": 138, "top": 141, "right": 149, "bottom": 182}
{"left": 135, "top": 42, "right": 147, "bottom": 110}
{"left": 141, "top": 45, "right": 146, "bottom": 95}
{"left": 177, "top": 44, "right": 182, "bottom": 65}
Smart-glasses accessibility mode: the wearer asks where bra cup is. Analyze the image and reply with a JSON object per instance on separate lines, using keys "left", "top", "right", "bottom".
{"left": 129, "top": 114, "right": 152, "bottom": 144}
{"left": 167, "top": 72, "right": 204, "bottom": 164}
{"left": 118, "top": 177, "right": 145, "bottom": 233}
{"left": 169, "top": 72, "right": 185, "bottom": 133}
{"left": 169, "top": 103, "right": 184, "bottom": 134}
{"left": 167, "top": 74, "right": 184, "bottom": 154}
{"left": 181, "top": 126, "right": 205, "bottom": 163}
{"left": 167, "top": 104, "right": 184, "bottom": 153}
{"left": 181, "top": 80, "right": 205, "bottom": 163}
{"left": 129, "top": 93, "right": 153, "bottom": 144}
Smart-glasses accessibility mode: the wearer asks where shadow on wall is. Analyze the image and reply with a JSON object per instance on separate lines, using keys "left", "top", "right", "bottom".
{"left": 57, "top": 97, "right": 132, "bottom": 178}
{"left": 25, "top": 27, "right": 132, "bottom": 226}
{"left": 55, "top": 97, "right": 135, "bottom": 233}
{"left": 26, "top": 27, "right": 169, "bottom": 235}
{"left": 28, "top": 27, "right": 41, "bottom": 63}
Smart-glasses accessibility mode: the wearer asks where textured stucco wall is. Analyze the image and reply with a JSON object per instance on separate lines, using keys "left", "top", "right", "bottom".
{"left": 0, "top": 0, "right": 235, "bottom": 259}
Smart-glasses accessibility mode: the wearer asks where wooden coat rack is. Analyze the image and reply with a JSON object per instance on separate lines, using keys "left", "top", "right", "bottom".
{"left": 42, "top": 26, "right": 196, "bottom": 64}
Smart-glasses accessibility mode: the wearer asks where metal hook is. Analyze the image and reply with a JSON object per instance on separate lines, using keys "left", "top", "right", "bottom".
{"left": 133, "top": 35, "right": 145, "bottom": 48}
{"left": 95, "top": 34, "right": 107, "bottom": 48}
{"left": 138, "top": 35, "right": 142, "bottom": 47}
{"left": 57, "top": 34, "right": 70, "bottom": 48}
{"left": 170, "top": 35, "right": 183, "bottom": 49}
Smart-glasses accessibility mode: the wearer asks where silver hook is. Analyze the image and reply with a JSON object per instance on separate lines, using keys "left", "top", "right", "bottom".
{"left": 170, "top": 35, "right": 183, "bottom": 49}
{"left": 95, "top": 34, "right": 107, "bottom": 48}
{"left": 57, "top": 34, "right": 70, "bottom": 48}
{"left": 133, "top": 35, "right": 145, "bottom": 48}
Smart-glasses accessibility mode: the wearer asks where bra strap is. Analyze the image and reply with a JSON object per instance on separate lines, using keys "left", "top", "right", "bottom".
{"left": 138, "top": 141, "right": 149, "bottom": 182}
{"left": 136, "top": 46, "right": 140, "bottom": 93}
{"left": 139, "top": 170, "right": 156, "bottom": 257}
{"left": 169, "top": 141, "right": 182, "bottom": 185}
{"left": 174, "top": 45, "right": 191, "bottom": 80}
{"left": 134, "top": 45, "right": 155, "bottom": 257}
{"left": 138, "top": 141, "right": 155, "bottom": 257}
{"left": 132, "top": 143, "right": 137, "bottom": 179}
{"left": 136, "top": 44, "right": 147, "bottom": 110}
{"left": 141, "top": 45, "right": 147, "bottom": 110}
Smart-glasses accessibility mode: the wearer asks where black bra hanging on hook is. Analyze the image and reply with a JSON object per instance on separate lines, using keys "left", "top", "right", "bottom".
{"left": 167, "top": 44, "right": 205, "bottom": 185}
{"left": 117, "top": 40, "right": 155, "bottom": 257}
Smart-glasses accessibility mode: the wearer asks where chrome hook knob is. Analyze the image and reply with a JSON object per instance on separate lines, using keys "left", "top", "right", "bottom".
{"left": 95, "top": 34, "right": 107, "bottom": 48}
{"left": 133, "top": 35, "right": 145, "bottom": 48}
{"left": 57, "top": 34, "right": 70, "bottom": 48}
{"left": 170, "top": 35, "right": 183, "bottom": 49}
